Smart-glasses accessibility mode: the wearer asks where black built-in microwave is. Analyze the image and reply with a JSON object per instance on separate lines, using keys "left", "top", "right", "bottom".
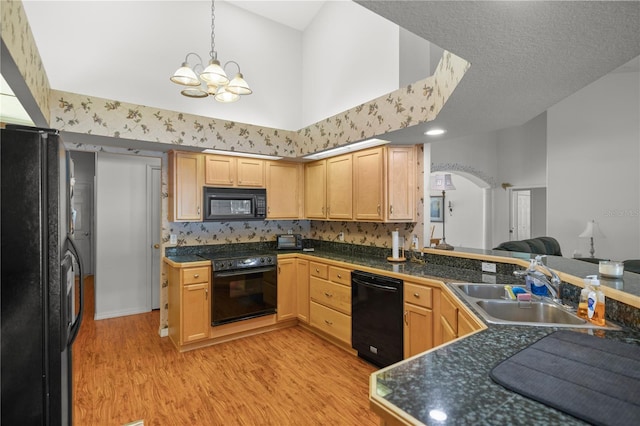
{"left": 203, "top": 187, "right": 267, "bottom": 221}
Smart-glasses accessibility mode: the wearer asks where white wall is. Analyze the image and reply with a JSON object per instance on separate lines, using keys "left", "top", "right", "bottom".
{"left": 95, "top": 152, "right": 162, "bottom": 319}
{"left": 302, "top": 1, "right": 399, "bottom": 126}
{"left": 547, "top": 71, "right": 640, "bottom": 261}
{"left": 430, "top": 173, "right": 485, "bottom": 249}
{"left": 493, "top": 113, "right": 548, "bottom": 245}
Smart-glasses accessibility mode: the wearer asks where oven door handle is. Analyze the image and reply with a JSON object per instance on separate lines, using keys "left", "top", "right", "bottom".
{"left": 214, "top": 266, "right": 276, "bottom": 278}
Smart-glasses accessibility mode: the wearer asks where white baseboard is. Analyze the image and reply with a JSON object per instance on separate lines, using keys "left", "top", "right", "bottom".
{"left": 159, "top": 328, "right": 168, "bottom": 337}
{"left": 94, "top": 307, "right": 149, "bottom": 320}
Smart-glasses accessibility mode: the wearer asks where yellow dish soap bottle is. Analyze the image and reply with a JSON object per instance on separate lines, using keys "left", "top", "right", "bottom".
{"left": 587, "top": 276, "right": 606, "bottom": 326}
{"left": 577, "top": 275, "right": 596, "bottom": 319}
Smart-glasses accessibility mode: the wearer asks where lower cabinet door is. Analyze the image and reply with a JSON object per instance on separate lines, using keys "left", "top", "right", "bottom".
{"left": 403, "top": 303, "right": 433, "bottom": 358}
{"left": 440, "top": 316, "right": 457, "bottom": 345}
{"left": 182, "top": 283, "right": 210, "bottom": 344}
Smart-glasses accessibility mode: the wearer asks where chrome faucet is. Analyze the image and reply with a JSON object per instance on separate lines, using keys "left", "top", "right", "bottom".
{"left": 513, "top": 255, "right": 562, "bottom": 303}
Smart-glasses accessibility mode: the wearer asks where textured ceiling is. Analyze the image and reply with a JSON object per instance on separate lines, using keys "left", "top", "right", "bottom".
{"left": 355, "top": 0, "right": 640, "bottom": 143}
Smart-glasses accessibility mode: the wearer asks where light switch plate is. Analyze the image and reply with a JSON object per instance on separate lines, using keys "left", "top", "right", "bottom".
{"left": 169, "top": 234, "right": 177, "bottom": 245}
{"left": 481, "top": 262, "right": 497, "bottom": 273}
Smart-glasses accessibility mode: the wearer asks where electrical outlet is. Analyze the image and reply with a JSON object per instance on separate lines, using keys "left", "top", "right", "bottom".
{"left": 481, "top": 262, "right": 497, "bottom": 273}
{"left": 412, "top": 235, "right": 419, "bottom": 249}
{"left": 338, "top": 231, "right": 345, "bottom": 242}
{"left": 169, "top": 234, "right": 177, "bottom": 245}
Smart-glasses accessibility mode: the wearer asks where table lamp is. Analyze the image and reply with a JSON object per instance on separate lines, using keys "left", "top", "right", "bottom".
{"left": 579, "top": 219, "right": 604, "bottom": 258}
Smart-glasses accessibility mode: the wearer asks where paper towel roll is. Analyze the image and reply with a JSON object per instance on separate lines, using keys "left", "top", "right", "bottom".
{"left": 392, "top": 230, "right": 399, "bottom": 259}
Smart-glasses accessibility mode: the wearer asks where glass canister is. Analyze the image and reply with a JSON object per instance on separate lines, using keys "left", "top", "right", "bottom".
{"left": 599, "top": 261, "right": 624, "bottom": 278}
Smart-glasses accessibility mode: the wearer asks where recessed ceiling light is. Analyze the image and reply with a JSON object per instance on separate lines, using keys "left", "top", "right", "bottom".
{"left": 425, "top": 129, "right": 446, "bottom": 136}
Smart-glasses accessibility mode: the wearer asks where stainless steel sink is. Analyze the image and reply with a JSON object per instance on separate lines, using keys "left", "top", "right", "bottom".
{"left": 476, "top": 299, "right": 586, "bottom": 325}
{"left": 451, "top": 283, "right": 621, "bottom": 330}
{"left": 455, "top": 284, "right": 522, "bottom": 300}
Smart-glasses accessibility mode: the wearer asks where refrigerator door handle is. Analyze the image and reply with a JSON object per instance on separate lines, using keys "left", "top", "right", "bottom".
{"left": 65, "top": 236, "right": 85, "bottom": 345}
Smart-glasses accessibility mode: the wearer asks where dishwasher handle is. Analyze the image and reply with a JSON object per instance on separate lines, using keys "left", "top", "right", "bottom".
{"left": 352, "top": 277, "right": 399, "bottom": 292}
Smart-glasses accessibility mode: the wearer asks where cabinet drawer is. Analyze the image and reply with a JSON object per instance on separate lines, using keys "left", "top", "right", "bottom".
{"left": 440, "top": 291, "right": 458, "bottom": 331}
{"left": 404, "top": 282, "right": 433, "bottom": 309}
{"left": 310, "top": 262, "right": 329, "bottom": 279}
{"left": 329, "top": 266, "right": 351, "bottom": 286}
{"left": 182, "top": 267, "right": 209, "bottom": 285}
{"left": 310, "top": 301, "right": 351, "bottom": 344}
{"left": 310, "top": 277, "right": 351, "bottom": 315}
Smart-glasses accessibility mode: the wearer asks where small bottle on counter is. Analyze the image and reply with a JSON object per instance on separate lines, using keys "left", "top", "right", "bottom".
{"left": 577, "top": 275, "right": 596, "bottom": 319}
{"left": 587, "top": 276, "right": 606, "bottom": 326}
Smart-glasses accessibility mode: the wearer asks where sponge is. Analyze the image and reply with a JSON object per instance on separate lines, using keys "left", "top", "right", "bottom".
{"left": 512, "top": 287, "right": 527, "bottom": 295}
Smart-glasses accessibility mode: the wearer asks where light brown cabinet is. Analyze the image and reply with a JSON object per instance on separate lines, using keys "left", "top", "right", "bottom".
{"left": 403, "top": 282, "right": 434, "bottom": 358}
{"left": 326, "top": 155, "right": 353, "bottom": 220}
{"left": 204, "top": 154, "right": 265, "bottom": 188}
{"left": 266, "top": 161, "right": 303, "bottom": 219}
{"left": 353, "top": 148, "right": 384, "bottom": 221}
{"left": 296, "top": 259, "right": 310, "bottom": 323}
{"left": 304, "top": 154, "right": 353, "bottom": 220}
{"left": 168, "top": 151, "right": 204, "bottom": 222}
{"left": 303, "top": 146, "right": 415, "bottom": 223}
{"left": 386, "top": 146, "right": 416, "bottom": 222}
{"left": 304, "top": 160, "right": 327, "bottom": 218}
{"left": 276, "top": 258, "right": 297, "bottom": 322}
{"left": 167, "top": 262, "right": 211, "bottom": 348}
{"left": 436, "top": 289, "right": 480, "bottom": 345}
{"left": 308, "top": 261, "right": 352, "bottom": 344}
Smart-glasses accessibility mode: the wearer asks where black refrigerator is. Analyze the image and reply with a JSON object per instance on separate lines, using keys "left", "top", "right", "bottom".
{"left": 1, "top": 125, "right": 85, "bottom": 425}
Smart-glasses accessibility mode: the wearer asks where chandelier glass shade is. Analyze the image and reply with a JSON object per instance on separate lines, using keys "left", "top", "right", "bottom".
{"left": 170, "top": 0, "right": 251, "bottom": 103}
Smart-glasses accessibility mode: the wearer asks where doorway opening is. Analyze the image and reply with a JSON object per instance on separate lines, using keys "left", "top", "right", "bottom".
{"left": 509, "top": 187, "right": 547, "bottom": 241}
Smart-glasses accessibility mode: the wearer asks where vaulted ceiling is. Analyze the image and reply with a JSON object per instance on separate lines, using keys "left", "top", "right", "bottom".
{"left": 4, "top": 1, "right": 640, "bottom": 146}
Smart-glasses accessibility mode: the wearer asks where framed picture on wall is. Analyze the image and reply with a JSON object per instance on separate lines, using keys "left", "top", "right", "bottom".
{"left": 430, "top": 196, "right": 444, "bottom": 222}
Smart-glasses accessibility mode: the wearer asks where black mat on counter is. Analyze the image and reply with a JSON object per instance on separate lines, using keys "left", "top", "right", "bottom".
{"left": 490, "top": 330, "right": 640, "bottom": 426}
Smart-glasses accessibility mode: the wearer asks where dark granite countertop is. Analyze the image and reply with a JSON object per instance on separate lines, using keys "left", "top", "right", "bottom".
{"left": 165, "top": 243, "right": 640, "bottom": 425}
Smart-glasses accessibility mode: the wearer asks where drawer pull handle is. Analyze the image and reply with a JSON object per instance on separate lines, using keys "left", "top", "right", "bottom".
{"left": 315, "top": 268, "right": 320, "bottom": 273}
{"left": 337, "top": 274, "right": 342, "bottom": 279}
{"left": 324, "top": 292, "right": 333, "bottom": 298}
{"left": 194, "top": 274, "right": 200, "bottom": 278}
{"left": 324, "top": 319, "right": 333, "bottom": 326}
{"left": 414, "top": 293, "right": 420, "bottom": 298}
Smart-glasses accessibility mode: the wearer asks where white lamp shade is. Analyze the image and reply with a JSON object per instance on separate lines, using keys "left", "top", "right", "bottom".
{"left": 214, "top": 87, "right": 240, "bottom": 103}
{"left": 200, "top": 59, "right": 230, "bottom": 86}
{"left": 432, "top": 174, "right": 456, "bottom": 191}
{"left": 180, "top": 86, "right": 208, "bottom": 98}
{"left": 226, "top": 73, "right": 252, "bottom": 95}
{"left": 170, "top": 63, "right": 200, "bottom": 86}
{"left": 579, "top": 220, "right": 605, "bottom": 238}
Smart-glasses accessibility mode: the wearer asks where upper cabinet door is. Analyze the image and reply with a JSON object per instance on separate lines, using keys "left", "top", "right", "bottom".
{"left": 168, "top": 151, "right": 203, "bottom": 222}
{"left": 205, "top": 155, "right": 235, "bottom": 187}
{"left": 353, "top": 147, "right": 384, "bottom": 221}
{"left": 386, "top": 146, "right": 416, "bottom": 222}
{"left": 326, "top": 154, "right": 353, "bottom": 220}
{"left": 236, "top": 158, "right": 265, "bottom": 187}
{"left": 266, "top": 161, "right": 302, "bottom": 219}
{"left": 304, "top": 160, "right": 327, "bottom": 219}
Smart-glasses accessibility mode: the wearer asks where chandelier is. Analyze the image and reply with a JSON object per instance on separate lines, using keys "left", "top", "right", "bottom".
{"left": 170, "top": 0, "right": 252, "bottom": 103}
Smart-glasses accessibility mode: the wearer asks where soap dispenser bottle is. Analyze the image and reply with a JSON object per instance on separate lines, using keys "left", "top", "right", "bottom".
{"left": 577, "top": 275, "right": 596, "bottom": 319}
{"left": 587, "top": 276, "right": 606, "bottom": 326}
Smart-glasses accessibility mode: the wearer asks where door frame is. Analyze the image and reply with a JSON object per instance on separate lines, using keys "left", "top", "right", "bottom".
{"left": 146, "top": 164, "right": 162, "bottom": 310}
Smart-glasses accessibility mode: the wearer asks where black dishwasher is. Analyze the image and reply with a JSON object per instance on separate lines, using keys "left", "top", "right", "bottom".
{"left": 351, "top": 270, "right": 403, "bottom": 367}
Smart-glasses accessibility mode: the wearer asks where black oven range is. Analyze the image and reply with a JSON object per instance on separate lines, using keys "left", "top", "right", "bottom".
{"left": 198, "top": 253, "right": 277, "bottom": 326}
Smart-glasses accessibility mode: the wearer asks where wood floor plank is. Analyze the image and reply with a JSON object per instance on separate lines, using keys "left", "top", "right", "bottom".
{"left": 73, "top": 277, "right": 380, "bottom": 425}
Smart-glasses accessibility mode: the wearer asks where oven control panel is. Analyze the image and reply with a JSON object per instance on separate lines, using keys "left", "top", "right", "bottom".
{"left": 212, "top": 254, "right": 276, "bottom": 272}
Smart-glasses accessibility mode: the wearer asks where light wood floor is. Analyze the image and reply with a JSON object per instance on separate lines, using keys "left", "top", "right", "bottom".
{"left": 73, "top": 277, "right": 380, "bottom": 425}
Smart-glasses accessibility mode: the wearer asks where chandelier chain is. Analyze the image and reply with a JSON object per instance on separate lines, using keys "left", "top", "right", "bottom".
{"left": 210, "top": 0, "right": 217, "bottom": 60}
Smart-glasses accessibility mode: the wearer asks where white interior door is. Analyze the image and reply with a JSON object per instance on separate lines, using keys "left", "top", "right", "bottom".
{"left": 72, "top": 182, "right": 94, "bottom": 274}
{"left": 148, "top": 165, "right": 161, "bottom": 310}
{"left": 95, "top": 152, "right": 161, "bottom": 320}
